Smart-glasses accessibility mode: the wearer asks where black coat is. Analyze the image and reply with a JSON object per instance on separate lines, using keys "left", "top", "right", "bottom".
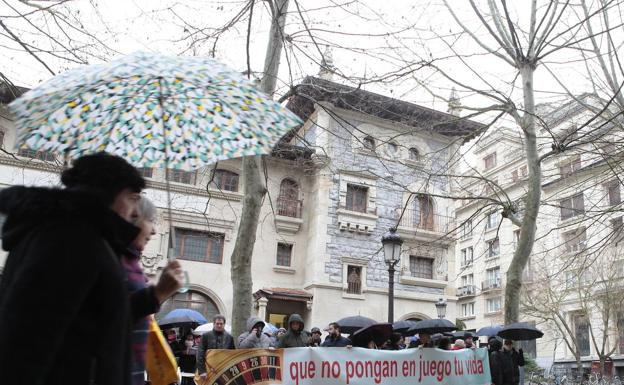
{"left": 197, "top": 330, "right": 235, "bottom": 374}
{"left": 321, "top": 335, "right": 351, "bottom": 347}
{"left": 0, "top": 187, "right": 140, "bottom": 385}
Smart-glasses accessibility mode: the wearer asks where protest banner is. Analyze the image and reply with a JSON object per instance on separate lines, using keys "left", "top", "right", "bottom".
{"left": 195, "top": 347, "right": 491, "bottom": 385}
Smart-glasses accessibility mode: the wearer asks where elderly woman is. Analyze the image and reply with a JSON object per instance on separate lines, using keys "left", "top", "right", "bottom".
{"left": 122, "top": 196, "right": 183, "bottom": 385}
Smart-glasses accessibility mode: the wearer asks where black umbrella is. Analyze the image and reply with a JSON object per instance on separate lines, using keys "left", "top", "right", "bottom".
{"left": 351, "top": 323, "right": 393, "bottom": 347}
{"left": 497, "top": 323, "right": 543, "bottom": 341}
{"left": 393, "top": 320, "right": 419, "bottom": 335}
{"left": 476, "top": 325, "right": 503, "bottom": 337}
{"left": 336, "top": 315, "right": 377, "bottom": 335}
{"left": 408, "top": 318, "right": 456, "bottom": 335}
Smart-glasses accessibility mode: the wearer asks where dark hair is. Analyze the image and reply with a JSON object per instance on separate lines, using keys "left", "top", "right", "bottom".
{"left": 213, "top": 314, "right": 226, "bottom": 323}
{"left": 61, "top": 153, "right": 145, "bottom": 205}
{"left": 329, "top": 322, "right": 340, "bottom": 330}
{"left": 437, "top": 337, "right": 452, "bottom": 350}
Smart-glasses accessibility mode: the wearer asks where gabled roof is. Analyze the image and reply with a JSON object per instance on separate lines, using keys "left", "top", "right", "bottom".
{"left": 0, "top": 82, "right": 28, "bottom": 104}
{"left": 286, "top": 76, "right": 486, "bottom": 137}
{"left": 253, "top": 287, "right": 313, "bottom": 302}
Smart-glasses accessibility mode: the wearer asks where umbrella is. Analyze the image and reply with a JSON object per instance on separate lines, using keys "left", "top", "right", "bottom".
{"left": 408, "top": 319, "right": 456, "bottom": 335}
{"left": 335, "top": 315, "right": 377, "bottom": 335}
{"left": 193, "top": 322, "right": 232, "bottom": 335}
{"left": 392, "top": 320, "right": 419, "bottom": 335}
{"left": 9, "top": 51, "right": 302, "bottom": 170}
{"left": 351, "top": 323, "right": 393, "bottom": 347}
{"left": 158, "top": 309, "right": 207, "bottom": 327}
{"left": 476, "top": 325, "right": 503, "bottom": 337}
{"left": 450, "top": 331, "right": 477, "bottom": 341}
{"left": 497, "top": 323, "right": 544, "bottom": 341}
{"left": 263, "top": 323, "right": 278, "bottom": 335}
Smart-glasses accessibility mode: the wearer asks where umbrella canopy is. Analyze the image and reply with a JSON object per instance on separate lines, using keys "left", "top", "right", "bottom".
{"left": 351, "top": 323, "right": 393, "bottom": 347}
{"left": 9, "top": 51, "right": 302, "bottom": 170}
{"left": 192, "top": 322, "right": 232, "bottom": 335}
{"left": 263, "top": 323, "right": 278, "bottom": 335}
{"left": 408, "top": 319, "right": 456, "bottom": 335}
{"left": 476, "top": 325, "right": 503, "bottom": 337}
{"left": 335, "top": 315, "right": 377, "bottom": 335}
{"left": 497, "top": 323, "right": 544, "bottom": 341}
{"left": 392, "top": 320, "right": 419, "bottom": 335}
{"left": 158, "top": 309, "right": 207, "bottom": 327}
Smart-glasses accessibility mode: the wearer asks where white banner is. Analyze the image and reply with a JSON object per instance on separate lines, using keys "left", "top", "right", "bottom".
{"left": 196, "top": 347, "right": 491, "bottom": 385}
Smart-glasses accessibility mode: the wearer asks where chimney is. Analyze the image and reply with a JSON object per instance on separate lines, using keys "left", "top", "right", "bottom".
{"left": 448, "top": 87, "right": 461, "bottom": 116}
{"left": 318, "top": 46, "right": 335, "bottom": 80}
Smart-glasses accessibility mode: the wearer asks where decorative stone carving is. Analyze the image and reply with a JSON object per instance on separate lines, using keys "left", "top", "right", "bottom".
{"left": 141, "top": 253, "right": 166, "bottom": 276}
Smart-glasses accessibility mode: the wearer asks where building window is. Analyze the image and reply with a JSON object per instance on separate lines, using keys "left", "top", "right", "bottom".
{"left": 487, "top": 238, "right": 500, "bottom": 258}
{"left": 520, "top": 325, "right": 537, "bottom": 358}
{"left": 0, "top": 130, "right": 4, "bottom": 148}
{"left": 486, "top": 297, "right": 502, "bottom": 313}
{"left": 411, "top": 194, "right": 435, "bottom": 230}
{"left": 409, "top": 147, "right": 420, "bottom": 161}
{"left": 175, "top": 228, "right": 224, "bottom": 264}
{"left": 461, "top": 274, "right": 474, "bottom": 287}
{"left": 520, "top": 165, "right": 528, "bottom": 177}
{"left": 461, "top": 302, "right": 475, "bottom": 317}
{"left": 346, "top": 184, "right": 368, "bottom": 213}
{"left": 212, "top": 169, "right": 239, "bottom": 192}
{"left": 484, "top": 153, "right": 497, "bottom": 170}
{"left": 560, "top": 193, "right": 585, "bottom": 220}
{"left": 563, "top": 228, "right": 586, "bottom": 253}
{"left": 606, "top": 181, "right": 621, "bottom": 206}
{"left": 485, "top": 211, "right": 499, "bottom": 230}
{"left": 387, "top": 141, "right": 398, "bottom": 154}
{"left": 461, "top": 247, "right": 473, "bottom": 267}
{"left": 276, "top": 243, "right": 293, "bottom": 267}
{"left": 347, "top": 265, "right": 362, "bottom": 294}
{"left": 409, "top": 256, "right": 434, "bottom": 279}
{"left": 461, "top": 220, "right": 473, "bottom": 238}
{"left": 157, "top": 290, "right": 220, "bottom": 322}
{"left": 511, "top": 169, "right": 519, "bottom": 182}
{"left": 574, "top": 314, "right": 591, "bottom": 356}
{"left": 137, "top": 167, "right": 153, "bottom": 178}
{"left": 363, "top": 136, "right": 375, "bottom": 150}
{"left": 513, "top": 230, "right": 521, "bottom": 250}
{"left": 485, "top": 267, "right": 501, "bottom": 289}
{"left": 277, "top": 179, "right": 301, "bottom": 218}
{"left": 612, "top": 217, "right": 624, "bottom": 245}
{"left": 559, "top": 156, "right": 581, "bottom": 178}
{"left": 17, "top": 147, "right": 56, "bottom": 162}
{"left": 167, "top": 169, "right": 197, "bottom": 185}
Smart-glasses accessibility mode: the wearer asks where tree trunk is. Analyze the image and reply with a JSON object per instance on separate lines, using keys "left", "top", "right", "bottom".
{"left": 505, "top": 63, "right": 540, "bottom": 324}
{"left": 229, "top": 0, "right": 290, "bottom": 339}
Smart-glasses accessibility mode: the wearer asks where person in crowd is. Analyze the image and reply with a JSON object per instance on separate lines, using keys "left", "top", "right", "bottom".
{"left": 437, "top": 337, "right": 452, "bottom": 350}
{"left": 197, "top": 315, "right": 235, "bottom": 379}
{"left": 167, "top": 329, "right": 182, "bottom": 357}
{"left": 503, "top": 339, "right": 525, "bottom": 385}
{"left": 0, "top": 152, "right": 145, "bottom": 385}
{"left": 278, "top": 314, "right": 310, "bottom": 348}
{"left": 382, "top": 333, "right": 403, "bottom": 350}
{"left": 489, "top": 337, "right": 509, "bottom": 385}
{"left": 409, "top": 332, "right": 433, "bottom": 348}
{"left": 277, "top": 328, "right": 287, "bottom": 339}
{"left": 308, "top": 327, "right": 322, "bottom": 347}
{"left": 321, "top": 322, "right": 351, "bottom": 347}
{"left": 453, "top": 339, "right": 466, "bottom": 350}
{"left": 238, "top": 316, "right": 272, "bottom": 348}
{"left": 179, "top": 333, "right": 198, "bottom": 385}
{"left": 465, "top": 333, "right": 476, "bottom": 349}
{"left": 122, "top": 196, "right": 183, "bottom": 385}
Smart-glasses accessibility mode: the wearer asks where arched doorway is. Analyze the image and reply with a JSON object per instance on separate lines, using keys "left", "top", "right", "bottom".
{"left": 278, "top": 178, "right": 301, "bottom": 218}
{"left": 412, "top": 194, "right": 435, "bottom": 230}
{"left": 156, "top": 290, "right": 220, "bottom": 321}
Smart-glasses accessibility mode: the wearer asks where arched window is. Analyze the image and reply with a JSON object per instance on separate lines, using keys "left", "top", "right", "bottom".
{"left": 412, "top": 194, "right": 435, "bottom": 230}
{"left": 387, "top": 141, "right": 398, "bottom": 154}
{"left": 278, "top": 178, "right": 301, "bottom": 218}
{"left": 212, "top": 169, "right": 239, "bottom": 192}
{"left": 156, "top": 290, "right": 220, "bottom": 321}
{"left": 409, "top": 148, "right": 420, "bottom": 161}
{"left": 363, "top": 136, "right": 375, "bottom": 150}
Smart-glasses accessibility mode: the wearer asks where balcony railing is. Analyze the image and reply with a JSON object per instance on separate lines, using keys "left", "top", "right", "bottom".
{"left": 482, "top": 278, "right": 503, "bottom": 291}
{"left": 457, "top": 285, "right": 477, "bottom": 297}
{"left": 398, "top": 209, "right": 453, "bottom": 234}
{"left": 277, "top": 197, "right": 303, "bottom": 218}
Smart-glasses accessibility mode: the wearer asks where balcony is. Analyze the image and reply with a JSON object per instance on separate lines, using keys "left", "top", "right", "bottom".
{"left": 482, "top": 278, "right": 503, "bottom": 292}
{"left": 396, "top": 210, "right": 455, "bottom": 243}
{"left": 457, "top": 285, "right": 477, "bottom": 298}
{"left": 275, "top": 197, "right": 303, "bottom": 234}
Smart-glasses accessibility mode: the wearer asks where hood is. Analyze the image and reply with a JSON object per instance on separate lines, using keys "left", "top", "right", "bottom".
{"left": 0, "top": 186, "right": 139, "bottom": 253}
{"left": 246, "top": 316, "right": 265, "bottom": 332}
{"left": 288, "top": 313, "right": 305, "bottom": 330}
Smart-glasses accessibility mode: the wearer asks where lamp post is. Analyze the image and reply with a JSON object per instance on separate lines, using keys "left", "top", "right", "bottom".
{"left": 382, "top": 228, "right": 403, "bottom": 323}
{"left": 435, "top": 298, "right": 447, "bottom": 319}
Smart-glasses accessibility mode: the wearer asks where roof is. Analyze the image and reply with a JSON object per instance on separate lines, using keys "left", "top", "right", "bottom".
{"left": 253, "top": 287, "right": 313, "bottom": 302}
{"left": 285, "top": 76, "right": 486, "bottom": 137}
{"left": 0, "top": 82, "right": 28, "bottom": 104}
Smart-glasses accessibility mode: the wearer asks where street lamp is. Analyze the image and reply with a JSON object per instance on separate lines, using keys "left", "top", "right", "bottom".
{"left": 382, "top": 228, "right": 403, "bottom": 323}
{"left": 435, "top": 298, "right": 447, "bottom": 319}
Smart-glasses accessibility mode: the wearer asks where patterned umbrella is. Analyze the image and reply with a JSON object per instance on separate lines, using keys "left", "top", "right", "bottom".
{"left": 9, "top": 51, "right": 302, "bottom": 170}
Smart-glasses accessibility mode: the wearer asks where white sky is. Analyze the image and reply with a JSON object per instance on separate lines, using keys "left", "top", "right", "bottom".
{"left": 0, "top": 0, "right": 617, "bottom": 123}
